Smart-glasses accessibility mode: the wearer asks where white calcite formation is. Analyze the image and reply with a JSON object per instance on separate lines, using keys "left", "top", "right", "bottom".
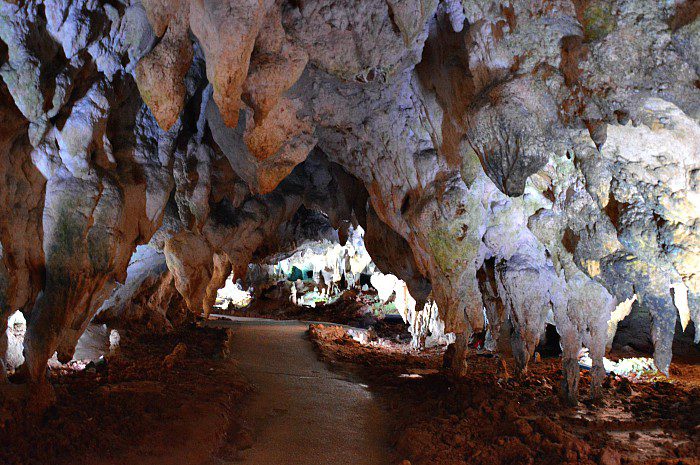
{"left": 0, "top": 0, "right": 696, "bottom": 404}
{"left": 273, "top": 224, "right": 373, "bottom": 295}
{"left": 369, "top": 270, "right": 453, "bottom": 349}
{"left": 3, "top": 311, "right": 26, "bottom": 375}
{"left": 242, "top": 224, "right": 455, "bottom": 349}
{"left": 214, "top": 275, "right": 252, "bottom": 310}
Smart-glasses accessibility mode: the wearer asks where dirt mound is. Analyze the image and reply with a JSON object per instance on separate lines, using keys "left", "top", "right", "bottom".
{"left": 0, "top": 326, "right": 249, "bottom": 465}
{"left": 309, "top": 324, "right": 700, "bottom": 465}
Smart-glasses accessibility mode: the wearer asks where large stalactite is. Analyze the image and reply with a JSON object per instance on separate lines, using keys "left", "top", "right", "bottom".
{"left": 0, "top": 0, "right": 697, "bottom": 405}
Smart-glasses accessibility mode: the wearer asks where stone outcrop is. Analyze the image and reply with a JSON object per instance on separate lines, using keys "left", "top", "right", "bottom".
{"left": 0, "top": 0, "right": 696, "bottom": 405}
{"left": 95, "top": 244, "right": 188, "bottom": 332}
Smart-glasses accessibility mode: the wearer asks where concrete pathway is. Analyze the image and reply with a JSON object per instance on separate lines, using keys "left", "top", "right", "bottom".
{"left": 209, "top": 318, "right": 392, "bottom": 465}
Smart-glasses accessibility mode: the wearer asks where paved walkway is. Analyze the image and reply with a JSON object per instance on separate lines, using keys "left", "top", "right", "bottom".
{"left": 210, "top": 318, "right": 392, "bottom": 465}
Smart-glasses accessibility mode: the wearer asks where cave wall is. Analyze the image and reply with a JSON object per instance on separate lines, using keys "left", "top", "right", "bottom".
{"left": 0, "top": 0, "right": 696, "bottom": 402}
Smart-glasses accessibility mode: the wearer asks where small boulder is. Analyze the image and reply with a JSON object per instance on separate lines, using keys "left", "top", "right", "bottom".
{"left": 599, "top": 447, "right": 622, "bottom": 465}
{"left": 162, "top": 342, "right": 187, "bottom": 370}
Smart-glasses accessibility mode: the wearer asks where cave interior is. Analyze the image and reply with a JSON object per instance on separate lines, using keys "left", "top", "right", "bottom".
{"left": 0, "top": 0, "right": 699, "bottom": 464}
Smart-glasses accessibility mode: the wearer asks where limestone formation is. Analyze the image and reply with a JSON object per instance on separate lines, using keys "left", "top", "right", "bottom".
{"left": 0, "top": 0, "right": 696, "bottom": 405}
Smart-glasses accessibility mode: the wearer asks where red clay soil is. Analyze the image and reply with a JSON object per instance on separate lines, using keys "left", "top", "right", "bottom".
{"left": 0, "top": 325, "right": 250, "bottom": 465}
{"left": 309, "top": 324, "right": 700, "bottom": 465}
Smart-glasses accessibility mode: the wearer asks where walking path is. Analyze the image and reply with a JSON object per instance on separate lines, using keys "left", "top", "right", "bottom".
{"left": 209, "top": 317, "right": 392, "bottom": 465}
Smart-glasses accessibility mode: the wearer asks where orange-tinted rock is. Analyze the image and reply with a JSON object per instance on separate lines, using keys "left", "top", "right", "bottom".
{"left": 242, "top": 8, "right": 308, "bottom": 123}
{"left": 141, "top": 0, "right": 180, "bottom": 37}
{"left": 190, "top": 0, "right": 265, "bottom": 127}
{"left": 135, "top": 14, "right": 193, "bottom": 131}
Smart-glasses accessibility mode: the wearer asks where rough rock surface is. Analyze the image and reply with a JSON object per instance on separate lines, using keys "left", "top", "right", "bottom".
{"left": 0, "top": 0, "right": 697, "bottom": 404}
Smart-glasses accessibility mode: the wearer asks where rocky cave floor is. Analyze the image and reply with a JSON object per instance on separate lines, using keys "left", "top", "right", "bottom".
{"left": 1, "top": 299, "right": 699, "bottom": 465}
{"left": 0, "top": 326, "right": 251, "bottom": 465}
{"left": 307, "top": 324, "right": 700, "bottom": 465}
